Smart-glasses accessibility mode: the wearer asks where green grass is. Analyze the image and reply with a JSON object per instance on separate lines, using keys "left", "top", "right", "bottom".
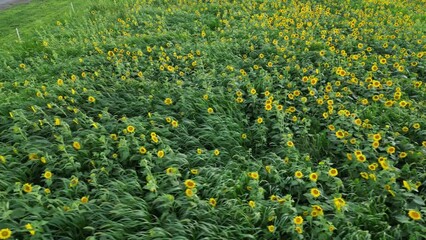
{"left": 0, "top": 0, "right": 425, "bottom": 239}
{"left": 0, "top": 0, "right": 93, "bottom": 49}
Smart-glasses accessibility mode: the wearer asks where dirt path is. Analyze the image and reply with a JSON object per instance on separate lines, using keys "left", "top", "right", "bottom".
{"left": 0, "top": 0, "right": 30, "bottom": 10}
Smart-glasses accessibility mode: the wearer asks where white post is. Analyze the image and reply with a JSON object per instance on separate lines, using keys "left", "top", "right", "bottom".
{"left": 16, "top": 28, "right": 21, "bottom": 42}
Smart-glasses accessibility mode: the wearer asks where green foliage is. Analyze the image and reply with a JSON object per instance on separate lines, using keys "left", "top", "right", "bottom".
{"left": 0, "top": 0, "right": 425, "bottom": 239}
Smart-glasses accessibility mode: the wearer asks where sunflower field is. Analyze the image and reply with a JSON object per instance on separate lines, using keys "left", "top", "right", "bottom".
{"left": 0, "top": 0, "right": 425, "bottom": 239}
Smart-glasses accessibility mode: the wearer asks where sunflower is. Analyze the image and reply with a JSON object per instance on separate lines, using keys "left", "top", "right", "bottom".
{"left": 209, "top": 198, "right": 217, "bottom": 207}
{"left": 72, "top": 141, "right": 81, "bottom": 150}
{"left": 293, "top": 216, "right": 304, "bottom": 225}
{"left": 139, "top": 146, "right": 147, "bottom": 154}
{"left": 386, "top": 146, "right": 395, "bottom": 154}
{"left": 334, "top": 197, "right": 346, "bottom": 211}
{"left": 295, "top": 171, "right": 303, "bottom": 179}
{"left": 265, "top": 165, "right": 272, "bottom": 174}
{"left": 184, "top": 179, "right": 196, "bottom": 189}
{"left": 88, "top": 96, "right": 96, "bottom": 103}
{"left": 399, "top": 101, "right": 407, "bottom": 107}
{"left": 310, "top": 188, "right": 321, "bottom": 198}
{"left": 23, "top": 183, "right": 32, "bottom": 193}
{"left": 408, "top": 210, "right": 421, "bottom": 220}
{"left": 81, "top": 196, "right": 89, "bottom": 204}
{"left": 54, "top": 117, "right": 61, "bottom": 126}
{"left": 164, "top": 98, "right": 173, "bottom": 105}
{"left": 267, "top": 225, "right": 275, "bottom": 233}
{"left": 126, "top": 125, "right": 135, "bottom": 133}
{"left": 70, "top": 177, "right": 79, "bottom": 187}
{"left": 43, "top": 171, "right": 52, "bottom": 179}
{"left": 309, "top": 173, "right": 318, "bottom": 182}
{"left": 165, "top": 167, "right": 176, "bottom": 175}
{"left": 171, "top": 120, "right": 179, "bottom": 128}
{"left": 372, "top": 141, "right": 380, "bottom": 149}
{"left": 25, "top": 223, "right": 35, "bottom": 236}
{"left": 368, "top": 164, "right": 377, "bottom": 171}
{"left": 185, "top": 189, "right": 194, "bottom": 197}
{"left": 0, "top": 228, "right": 12, "bottom": 239}
{"left": 403, "top": 181, "right": 411, "bottom": 191}
{"left": 354, "top": 118, "right": 362, "bottom": 126}
{"left": 384, "top": 100, "right": 394, "bottom": 107}
{"left": 335, "top": 130, "right": 345, "bottom": 139}
{"left": 270, "top": 195, "right": 278, "bottom": 201}
{"left": 373, "top": 133, "right": 381, "bottom": 141}
{"left": 236, "top": 97, "right": 244, "bottom": 103}
{"left": 110, "top": 134, "right": 118, "bottom": 141}
{"left": 214, "top": 149, "right": 220, "bottom": 156}
{"left": 157, "top": 150, "right": 165, "bottom": 158}
{"left": 378, "top": 158, "right": 390, "bottom": 170}
{"left": 328, "top": 168, "right": 338, "bottom": 177}
{"left": 311, "top": 205, "right": 324, "bottom": 217}
{"left": 248, "top": 172, "right": 259, "bottom": 180}
{"left": 264, "top": 104, "right": 272, "bottom": 111}
{"left": 356, "top": 154, "right": 366, "bottom": 162}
